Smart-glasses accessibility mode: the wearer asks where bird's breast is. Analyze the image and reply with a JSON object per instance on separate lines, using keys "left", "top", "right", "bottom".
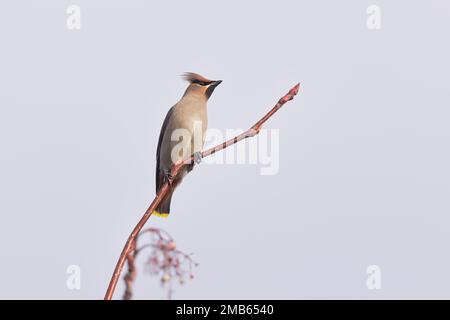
{"left": 159, "top": 100, "right": 208, "bottom": 168}
{"left": 176, "top": 99, "right": 208, "bottom": 136}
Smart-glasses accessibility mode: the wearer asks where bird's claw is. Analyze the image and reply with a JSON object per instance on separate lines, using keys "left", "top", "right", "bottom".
{"left": 194, "top": 152, "right": 202, "bottom": 164}
{"left": 163, "top": 170, "right": 174, "bottom": 186}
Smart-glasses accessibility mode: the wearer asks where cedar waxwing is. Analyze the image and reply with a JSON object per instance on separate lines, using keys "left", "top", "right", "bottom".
{"left": 153, "top": 73, "right": 222, "bottom": 217}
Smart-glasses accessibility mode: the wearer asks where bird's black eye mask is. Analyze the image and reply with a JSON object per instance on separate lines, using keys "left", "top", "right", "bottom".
{"left": 192, "top": 80, "right": 213, "bottom": 86}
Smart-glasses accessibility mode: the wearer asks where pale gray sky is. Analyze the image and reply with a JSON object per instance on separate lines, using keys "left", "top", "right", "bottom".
{"left": 0, "top": 0, "right": 449, "bottom": 299}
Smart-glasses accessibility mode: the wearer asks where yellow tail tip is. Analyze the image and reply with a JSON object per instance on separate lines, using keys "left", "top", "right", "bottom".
{"left": 152, "top": 211, "right": 169, "bottom": 218}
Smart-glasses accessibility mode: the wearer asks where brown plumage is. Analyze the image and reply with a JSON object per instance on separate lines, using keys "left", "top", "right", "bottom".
{"left": 153, "top": 73, "right": 222, "bottom": 217}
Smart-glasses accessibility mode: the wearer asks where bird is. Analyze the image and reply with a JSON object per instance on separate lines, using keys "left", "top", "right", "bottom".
{"left": 153, "top": 73, "right": 222, "bottom": 217}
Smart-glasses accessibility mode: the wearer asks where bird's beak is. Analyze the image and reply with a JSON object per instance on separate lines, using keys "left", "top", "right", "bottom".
{"left": 205, "top": 80, "right": 222, "bottom": 99}
{"left": 211, "top": 80, "right": 222, "bottom": 87}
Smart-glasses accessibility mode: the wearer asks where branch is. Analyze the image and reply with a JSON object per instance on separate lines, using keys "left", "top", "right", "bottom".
{"left": 104, "top": 83, "right": 301, "bottom": 300}
{"left": 122, "top": 239, "right": 137, "bottom": 300}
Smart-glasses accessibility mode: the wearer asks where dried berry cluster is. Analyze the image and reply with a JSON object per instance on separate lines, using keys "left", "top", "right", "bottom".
{"left": 123, "top": 228, "right": 197, "bottom": 300}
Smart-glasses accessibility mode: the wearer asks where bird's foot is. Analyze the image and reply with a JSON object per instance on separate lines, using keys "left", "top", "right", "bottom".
{"left": 163, "top": 169, "right": 174, "bottom": 186}
{"left": 194, "top": 152, "right": 202, "bottom": 164}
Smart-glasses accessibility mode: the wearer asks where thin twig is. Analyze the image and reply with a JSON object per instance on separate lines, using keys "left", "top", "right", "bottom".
{"left": 104, "top": 83, "right": 300, "bottom": 300}
{"left": 122, "top": 240, "right": 137, "bottom": 300}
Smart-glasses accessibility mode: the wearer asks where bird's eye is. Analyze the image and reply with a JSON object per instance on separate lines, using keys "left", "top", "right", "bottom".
{"left": 193, "top": 80, "right": 209, "bottom": 86}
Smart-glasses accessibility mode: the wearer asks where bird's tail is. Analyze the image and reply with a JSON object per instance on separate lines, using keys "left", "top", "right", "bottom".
{"left": 152, "top": 191, "right": 173, "bottom": 218}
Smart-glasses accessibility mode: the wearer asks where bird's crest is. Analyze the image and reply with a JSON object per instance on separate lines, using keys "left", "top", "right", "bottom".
{"left": 182, "top": 72, "right": 212, "bottom": 84}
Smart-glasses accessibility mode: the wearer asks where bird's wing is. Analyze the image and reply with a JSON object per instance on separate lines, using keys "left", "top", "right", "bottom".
{"left": 156, "top": 106, "right": 174, "bottom": 193}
